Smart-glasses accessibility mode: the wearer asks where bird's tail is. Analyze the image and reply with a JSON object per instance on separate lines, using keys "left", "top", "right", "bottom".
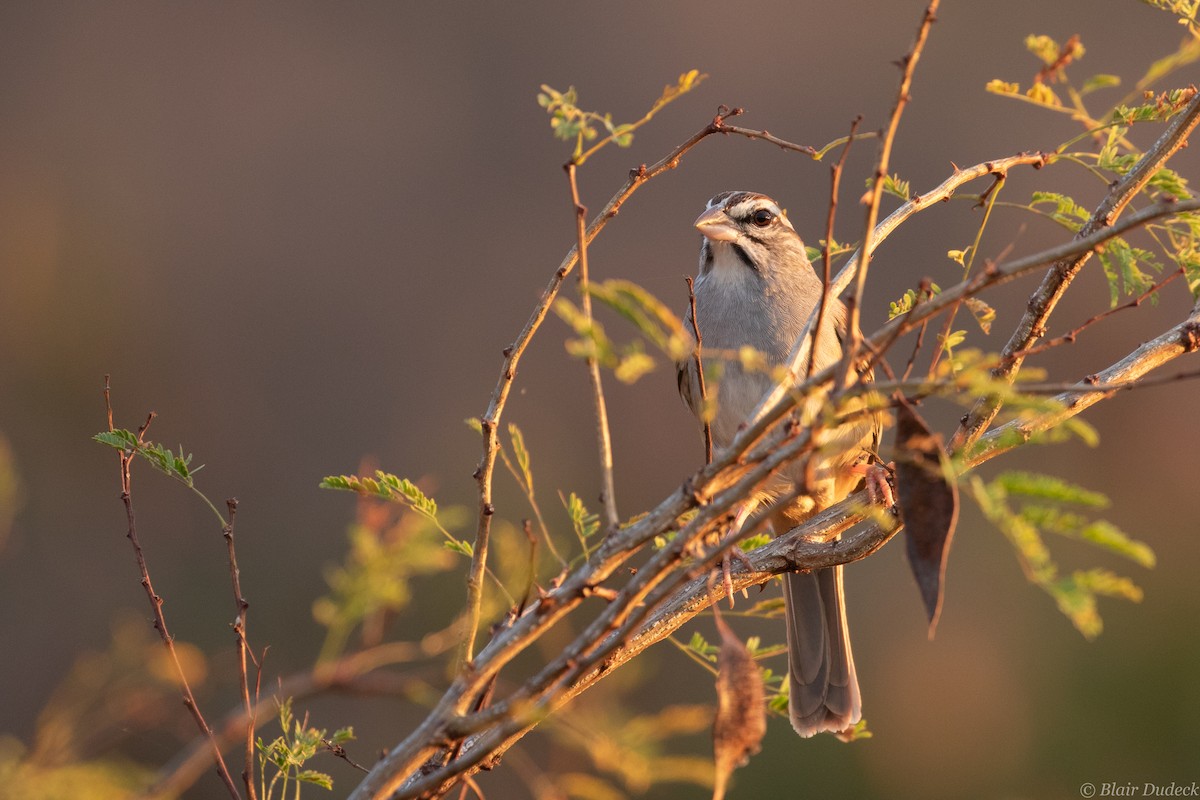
{"left": 783, "top": 565, "right": 862, "bottom": 738}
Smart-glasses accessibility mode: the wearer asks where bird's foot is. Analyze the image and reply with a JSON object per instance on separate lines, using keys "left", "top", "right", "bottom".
{"left": 866, "top": 462, "right": 897, "bottom": 510}
{"left": 851, "top": 461, "right": 897, "bottom": 510}
{"left": 719, "top": 545, "right": 754, "bottom": 609}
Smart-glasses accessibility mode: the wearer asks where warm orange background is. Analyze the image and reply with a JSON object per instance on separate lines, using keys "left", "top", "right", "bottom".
{"left": 2, "top": 2, "right": 1198, "bottom": 798}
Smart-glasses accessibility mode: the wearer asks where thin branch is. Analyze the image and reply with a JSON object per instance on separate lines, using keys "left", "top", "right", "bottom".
{"left": 223, "top": 498, "right": 258, "bottom": 800}
{"left": 566, "top": 162, "right": 619, "bottom": 533}
{"left": 1010, "top": 267, "right": 1186, "bottom": 359}
{"left": 465, "top": 106, "right": 744, "bottom": 673}
{"left": 685, "top": 275, "right": 712, "bottom": 463}
{"left": 323, "top": 738, "right": 369, "bottom": 774}
{"left": 811, "top": 116, "right": 861, "bottom": 381}
{"left": 716, "top": 124, "right": 817, "bottom": 157}
{"left": 926, "top": 170, "right": 1006, "bottom": 379}
{"left": 103, "top": 379, "right": 241, "bottom": 800}
{"left": 718, "top": 124, "right": 878, "bottom": 160}
{"left": 842, "top": 0, "right": 939, "bottom": 385}
{"left": 900, "top": 279, "right": 935, "bottom": 382}
{"left": 950, "top": 88, "right": 1200, "bottom": 451}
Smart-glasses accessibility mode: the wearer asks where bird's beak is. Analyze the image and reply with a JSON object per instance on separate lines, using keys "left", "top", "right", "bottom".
{"left": 694, "top": 206, "right": 739, "bottom": 242}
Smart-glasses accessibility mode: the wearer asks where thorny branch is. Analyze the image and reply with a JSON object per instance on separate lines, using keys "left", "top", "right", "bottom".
{"left": 103, "top": 378, "right": 242, "bottom": 800}
{"left": 566, "top": 162, "right": 620, "bottom": 534}
{"left": 811, "top": 115, "right": 861, "bottom": 381}
{"left": 843, "top": 0, "right": 940, "bottom": 386}
{"left": 223, "top": 499, "right": 260, "bottom": 800}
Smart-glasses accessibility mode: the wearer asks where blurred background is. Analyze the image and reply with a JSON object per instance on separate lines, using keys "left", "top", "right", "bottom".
{"left": 1, "top": 2, "right": 1198, "bottom": 798}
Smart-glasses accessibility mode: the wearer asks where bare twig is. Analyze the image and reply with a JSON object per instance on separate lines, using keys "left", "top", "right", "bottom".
{"left": 223, "top": 499, "right": 259, "bottom": 800}
{"left": 103, "top": 379, "right": 241, "bottom": 800}
{"left": 926, "top": 170, "right": 1006, "bottom": 380}
{"left": 718, "top": 124, "right": 878, "bottom": 160}
{"left": 842, "top": 0, "right": 939, "bottom": 384}
{"left": 1010, "top": 267, "right": 1186, "bottom": 359}
{"left": 685, "top": 275, "right": 713, "bottom": 463}
{"left": 811, "top": 116, "right": 861, "bottom": 380}
{"left": 566, "top": 162, "right": 620, "bottom": 533}
{"left": 717, "top": 124, "right": 818, "bottom": 157}
{"left": 323, "top": 738, "right": 369, "bottom": 774}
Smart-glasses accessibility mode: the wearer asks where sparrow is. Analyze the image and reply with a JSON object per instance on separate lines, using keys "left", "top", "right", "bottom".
{"left": 677, "top": 190, "right": 885, "bottom": 738}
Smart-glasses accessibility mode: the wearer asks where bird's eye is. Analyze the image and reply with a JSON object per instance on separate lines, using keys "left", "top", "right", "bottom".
{"left": 751, "top": 208, "right": 775, "bottom": 227}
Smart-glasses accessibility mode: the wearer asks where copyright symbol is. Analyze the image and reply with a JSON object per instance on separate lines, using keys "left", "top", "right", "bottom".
{"left": 1081, "top": 784, "right": 1096, "bottom": 798}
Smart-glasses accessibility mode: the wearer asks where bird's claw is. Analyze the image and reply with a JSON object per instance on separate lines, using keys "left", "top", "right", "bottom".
{"left": 865, "top": 462, "right": 897, "bottom": 511}
{"left": 720, "top": 546, "right": 754, "bottom": 609}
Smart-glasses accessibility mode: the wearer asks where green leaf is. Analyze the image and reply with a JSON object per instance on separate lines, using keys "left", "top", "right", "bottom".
{"left": 1149, "top": 166, "right": 1191, "bottom": 199}
{"left": 873, "top": 172, "right": 910, "bottom": 201}
{"left": 993, "top": 471, "right": 1110, "bottom": 507}
{"left": 1096, "top": 237, "right": 1162, "bottom": 304}
{"left": 539, "top": 70, "right": 706, "bottom": 163}
{"left": 1080, "top": 73, "right": 1120, "bottom": 95}
{"left": 940, "top": 329, "right": 967, "bottom": 352}
{"left": 887, "top": 283, "right": 940, "bottom": 320}
{"left": 614, "top": 346, "right": 656, "bottom": 384}
{"left": 297, "top": 770, "right": 334, "bottom": 790}
{"left": 611, "top": 123, "right": 635, "bottom": 147}
{"left": 985, "top": 79, "right": 1021, "bottom": 96}
{"left": 562, "top": 491, "right": 600, "bottom": 544}
{"left": 1030, "top": 191, "right": 1089, "bottom": 232}
{"left": 93, "top": 429, "right": 138, "bottom": 451}
{"left": 1026, "top": 82, "right": 1062, "bottom": 107}
{"left": 967, "top": 474, "right": 1151, "bottom": 641}
{"left": 586, "top": 279, "right": 690, "bottom": 361}
{"left": 965, "top": 297, "right": 995, "bottom": 334}
{"left": 1111, "top": 88, "right": 1199, "bottom": 124}
{"left": 555, "top": 297, "right": 618, "bottom": 365}
{"left": 1077, "top": 520, "right": 1156, "bottom": 568}
{"left": 508, "top": 423, "right": 533, "bottom": 490}
{"left": 444, "top": 539, "right": 473, "bottom": 557}
{"left": 1024, "top": 34, "right": 1061, "bottom": 66}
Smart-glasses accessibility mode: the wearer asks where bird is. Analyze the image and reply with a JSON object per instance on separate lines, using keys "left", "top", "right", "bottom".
{"left": 676, "top": 190, "right": 887, "bottom": 738}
